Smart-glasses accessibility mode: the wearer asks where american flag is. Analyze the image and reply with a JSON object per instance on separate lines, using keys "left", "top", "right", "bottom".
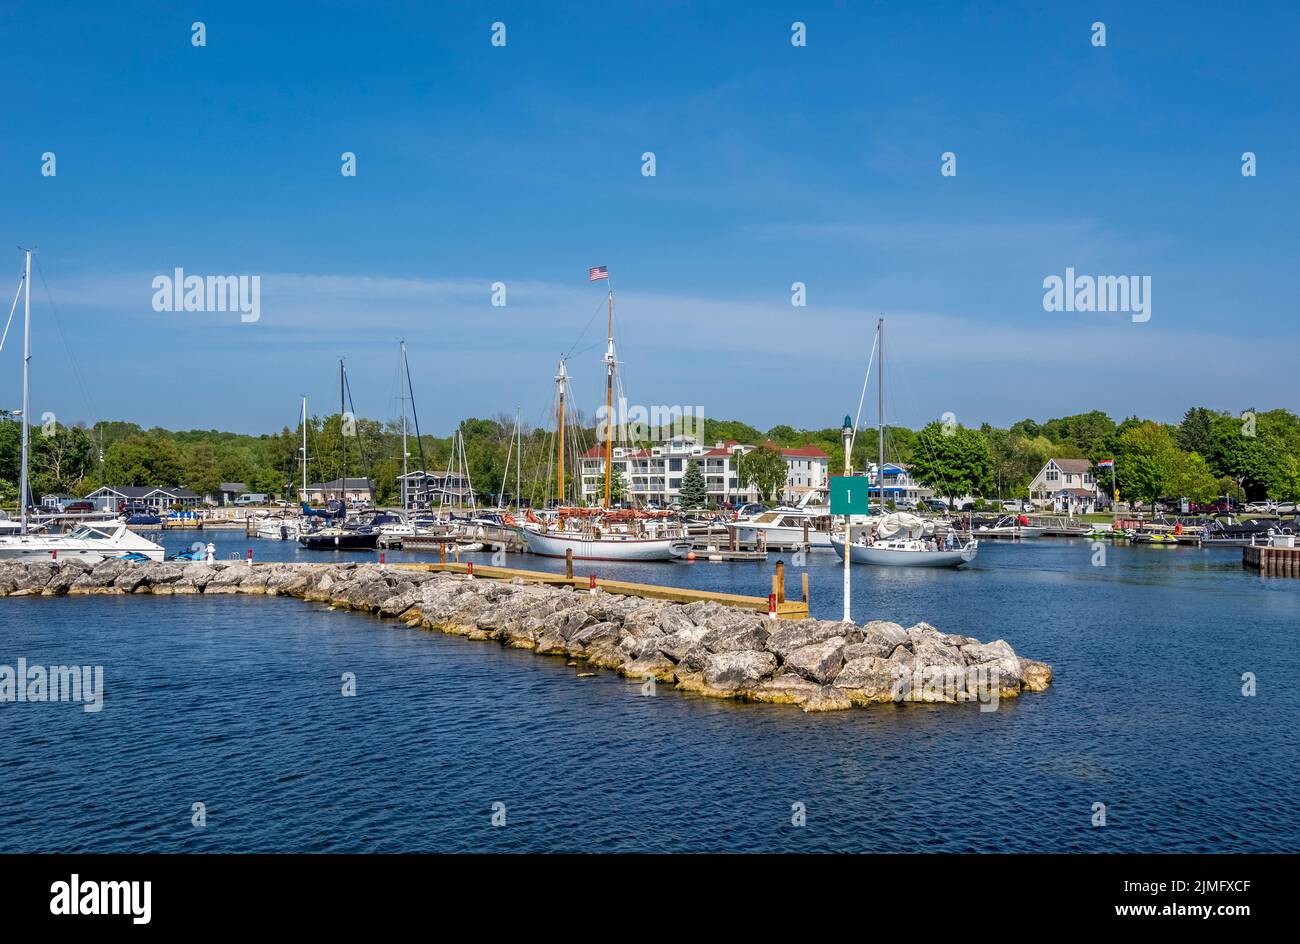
{"left": 588, "top": 265, "right": 609, "bottom": 282}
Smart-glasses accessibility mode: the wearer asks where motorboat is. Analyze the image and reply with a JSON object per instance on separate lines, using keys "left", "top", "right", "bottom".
{"left": 256, "top": 516, "right": 303, "bottom": 541}
{"left": 0, "top": 522, "right": 166, "bottom": 563}
{"left": 1200, "top": 517, "right": 1292, "bottom": 547}
{"left": 727, "top": 504, "right": 834, "bottom": 549}
{"left": 969, "top": 514, "right": 1044, "bottom": 539}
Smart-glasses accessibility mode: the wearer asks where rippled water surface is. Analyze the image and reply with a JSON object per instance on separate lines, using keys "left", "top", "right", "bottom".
{"left": 1, "top": 531, "right": 1297, "bottom": 852}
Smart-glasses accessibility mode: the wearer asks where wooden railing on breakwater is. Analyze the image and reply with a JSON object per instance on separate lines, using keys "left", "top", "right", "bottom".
{"left": 378, "top": 557, "right": 811, "bottom": 619}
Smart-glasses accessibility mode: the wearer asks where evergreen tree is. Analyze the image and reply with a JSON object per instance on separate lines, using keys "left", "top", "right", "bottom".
{"left": 679, "top": 458, "right": 707, "bottom": 508}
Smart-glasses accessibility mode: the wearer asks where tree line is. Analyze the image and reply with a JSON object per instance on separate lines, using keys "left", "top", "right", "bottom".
{"left": 2, "top": 406, "right": 1297, "bottom": 510}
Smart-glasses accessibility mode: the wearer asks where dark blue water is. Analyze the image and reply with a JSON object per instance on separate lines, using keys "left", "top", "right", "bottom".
{"left": 2, "top": 533, "right": 1297, "bottom": 852}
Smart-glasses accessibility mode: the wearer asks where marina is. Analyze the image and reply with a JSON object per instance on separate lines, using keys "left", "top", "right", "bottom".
{"left": 2, "top": 532, "right": 1295, "bottom": 855}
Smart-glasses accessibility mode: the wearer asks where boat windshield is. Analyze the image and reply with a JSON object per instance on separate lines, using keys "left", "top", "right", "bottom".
{"left": 66, "top": 526, "right": 114, "bottom": 540}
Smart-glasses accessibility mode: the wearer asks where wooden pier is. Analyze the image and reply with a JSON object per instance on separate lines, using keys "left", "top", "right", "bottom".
{"left": 386, "top": 555, "right": 810, "bottom": 619}
{"left": 1244, "top": 544, "right": 1300, "bottom": 577}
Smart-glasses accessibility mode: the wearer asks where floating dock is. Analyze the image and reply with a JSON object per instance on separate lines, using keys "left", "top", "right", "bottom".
{"left": 1244, "top": 544, "right": 1300, "bottom": 577}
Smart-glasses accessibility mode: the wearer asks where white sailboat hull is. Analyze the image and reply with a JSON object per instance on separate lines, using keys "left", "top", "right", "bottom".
{"left": 831, "top": 534, "right": 977, "bottom": 568}
{"left": 517, "top": 527, "right": 690, "bottom": 562}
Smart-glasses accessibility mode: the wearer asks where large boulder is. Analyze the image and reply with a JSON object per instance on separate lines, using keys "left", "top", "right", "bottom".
{"left": 962, "top": 639, "right": 1025, "bottom": 688}
{"left": 205, "top": 564, "right": 253, "bottom": 594}
{"left": 10, "top": 562, "right": 57, "bottom": 595}
{"left": 834, "top": 653, "right": 911, "bottom": 704}
{"left": 766, "top": 619, "right": 859, "bottom": 659}
{"left": 657, "top": 624, "right": 709, "bottom": 662}
{"left": 851, "top": 620, "right": 912, "bottom": 658}
{"left": 700, "top": 610, "right": 770, "bottom": 653}
{"left": 783, "top": 637, "right": 846, "bottom": 684}
{"left": 702, "top": 650, "right": 777, "bottom": 692}
{"left": 44, "top": 562, "right": 91, "bottom": 595}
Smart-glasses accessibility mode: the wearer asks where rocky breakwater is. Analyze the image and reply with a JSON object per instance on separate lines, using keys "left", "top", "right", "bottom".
{"left": 0, "top": 560, "right": 1053, "bottom": 712}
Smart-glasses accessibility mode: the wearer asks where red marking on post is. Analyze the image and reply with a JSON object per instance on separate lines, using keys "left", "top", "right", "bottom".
{"left": 768, "top": 593, "right": 776, "bottom": 617}
{"left": 52, "top": 549, "right": 57, "bottom": 560}
{"left": 379, "top": 551, "right": 385, "bottom": 564}
{"left": 247, "top": 548, "right": 253, "bottom": 561}
{"left": 467, "top": 561, "right": 474, "bottom": 577}
{"left": 589, "top": 574, "right": 596, "bottom": 590}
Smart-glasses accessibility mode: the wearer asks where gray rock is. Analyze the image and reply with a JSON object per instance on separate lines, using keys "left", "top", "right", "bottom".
{"left": 701, "top": 616, "right": 770, "bottom": 654}
{"left": 766, "top": 619, "right": 859, "bottom": 659}
{"left": 657, "top": 606, "right": 696, "bottom": 636}
{"left": 657, "top": 624, "right": 709, "bottom": 661}
{"left": 860, "top": 619, "right": 912, "bottom": 654}
{"left": 702, "top": 650, "right": 777, "bottom": 691}
{"left": 834, "top": 655, "right": 908, "bottom": 703}
{"left": 963, "top": 639, "right": 1025, "bottom": 687}
{"left": 783, "top": 637, "right": 846, "bottom": 684}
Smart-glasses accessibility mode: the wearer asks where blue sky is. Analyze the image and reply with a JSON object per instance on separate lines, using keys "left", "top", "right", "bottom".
{"left": 2, "top": 0, "right": 1297, "bottom": 436}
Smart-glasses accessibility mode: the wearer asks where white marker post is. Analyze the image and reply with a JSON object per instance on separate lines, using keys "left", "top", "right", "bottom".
{"left": 841, "top": 415, "right": 853, "bottom": 623}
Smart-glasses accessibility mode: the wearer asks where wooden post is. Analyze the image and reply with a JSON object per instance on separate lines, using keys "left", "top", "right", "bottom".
{"left": 802, "top": 572, "right": 809, "bottom": 605}
{"left": 439, "top": 542, "right": 446, "bottom": 565}
{"left": 773, "top": 560, "right": 785, "bottom": 605}
{"left": 565, "top": 547, "right": 573, "bottom": 579}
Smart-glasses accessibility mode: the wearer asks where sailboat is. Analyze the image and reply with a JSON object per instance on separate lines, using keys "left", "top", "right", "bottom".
{"left": 511, "top": 271, "right": 690, "bottom": 562}
{"left": 0, "top": 249, "right": 164, "bottom": 562}
{"left": 299, "top": 360, "right": 380, "bottom": 551}
{"left": 830, "top": 317, "right": 978, "bottom": 568}
{"left": 258, "top": 396, "right": 310, "bottom": 540}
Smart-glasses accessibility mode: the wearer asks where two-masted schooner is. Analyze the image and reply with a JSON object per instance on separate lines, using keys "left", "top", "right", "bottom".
{"left": 510, "top": 269, "right": 690, "bottom": 562}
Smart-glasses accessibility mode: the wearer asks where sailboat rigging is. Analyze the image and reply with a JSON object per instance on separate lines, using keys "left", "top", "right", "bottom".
{"left": 831, "top": 317, "right": 979, "bottom": 568}
{"left": 508, "top": 270, "right": 690, "bottom": 561}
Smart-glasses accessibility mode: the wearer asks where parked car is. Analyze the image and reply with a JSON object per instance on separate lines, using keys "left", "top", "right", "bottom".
{"left": 921, "top": 498, "right": 949, "bottom": 512}
{"left": 234, "top": 492, "right": 269, "bottom": 506}
{"left": 60, "top": 500, "right": 95, "bottom": 514}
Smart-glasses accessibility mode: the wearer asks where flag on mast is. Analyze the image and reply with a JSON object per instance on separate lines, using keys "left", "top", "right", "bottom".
{"left": 588, "top": 265, "right": 609, "bottom": 282}
{"left": 1097, "top": 458, "right": 1114, "bottom": 468}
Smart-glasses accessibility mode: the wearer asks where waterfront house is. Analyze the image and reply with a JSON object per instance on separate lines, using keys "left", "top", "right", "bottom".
{"left": 577, "top": 435, "right": 829, "bottom": 507}
{"left": 146, "top": 487, "right": 202, "bottom": 510}
{"left": 397, "top": 471, "right": 476, "bottom": 509}
{"left": 210, "top": 482, "right": 248, "bottom": 507}
{"left": 1029, "top": 459, "right": 1100, "bottom": 514}
{"left": 40, "top": 493, "right": 77, "bottom": 510}
{"left": 84, "top": 485, "right": 203, "bottom": 512}
{"left": 303, "top": 477, "right": 373, "bottom": 505}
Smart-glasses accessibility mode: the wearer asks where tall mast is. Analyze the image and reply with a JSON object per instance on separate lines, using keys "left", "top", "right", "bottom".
{"left": 877, "top": 317, "right": 885, "bottom": 509}
{"left": 19, "top": 249, "right": 31, "bottom": 535}
{"left": 399, "top": 341, "right": 409, "bottom": 512}
{"left": 603, "top": 289, "right": 615, "bottom": 510}
{"left": 555, "top": 358, "right": 567, "bottom": 505}
{"left": 516, "top": 406, "right": 522, "bottom": 512}
{"left": 300, "top": 395, "right": 308, "bottom": 498}
{"left": 339, "top": 358, "right": 346, "bottom": 501}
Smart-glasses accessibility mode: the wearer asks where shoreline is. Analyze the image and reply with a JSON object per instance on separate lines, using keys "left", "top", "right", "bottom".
{"left": 0, "top": 559, "right": 1053, "bottom": 712}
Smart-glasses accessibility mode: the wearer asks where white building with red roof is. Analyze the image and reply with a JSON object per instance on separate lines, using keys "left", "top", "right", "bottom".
{"left": 578, "top": 435, "right": 829, "bottom": 507}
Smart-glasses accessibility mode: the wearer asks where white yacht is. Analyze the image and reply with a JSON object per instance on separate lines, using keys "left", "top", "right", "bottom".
{"left": 0, "top": 522, "right": 166, "bottom": 563}
{"left": 728, "top": 504, "right": 834, "bottom": 550}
